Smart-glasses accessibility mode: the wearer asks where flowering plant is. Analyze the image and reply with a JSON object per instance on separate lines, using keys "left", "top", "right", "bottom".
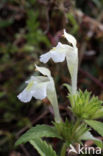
{"left": 16, "top": 30, "right": 103, "bottom": 156}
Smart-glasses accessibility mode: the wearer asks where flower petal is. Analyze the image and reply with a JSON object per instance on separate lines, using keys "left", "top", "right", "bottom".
{"left": 40, "top": 52, "right": 51, "bottom": 63}
{"left": 17, "top": 88, "right": 33, "bottom": 103}
{"left": 51, "top": 51, "right": 66, "bottom": 62}
{"left": 32, "top": 82, "right": 48, "bottom": 100}
{"left": 35, "top": 65, "right": 51, "bottom": 77}
{"left": 64, "top": 29, "right": 77, "bottom": 47}
{"left": 26, "top": 76, "right": 49, "bottom": 84}
{"left": 18, "top": 75, "right": 50, "bottom": 102}
{"left": 40, "top": 42, "right": 68, "bottom": 63}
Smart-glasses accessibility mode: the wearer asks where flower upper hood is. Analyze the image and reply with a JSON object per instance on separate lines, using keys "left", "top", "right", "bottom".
{"left": 64, "top": 29, "right": 77, "bottom": 47}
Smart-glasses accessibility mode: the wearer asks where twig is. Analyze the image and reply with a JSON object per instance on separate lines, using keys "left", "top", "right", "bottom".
{"left": 79, "top": 68, "right": 103, "bottom": 89}
{"left": 20, "top": 144, "right": 30, "bottom": 156}
{"left": 79, "top": 42, "right": 87, "bottom": 66}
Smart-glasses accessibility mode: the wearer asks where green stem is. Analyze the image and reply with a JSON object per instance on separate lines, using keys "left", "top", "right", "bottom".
{"left": 60, "top": 143, "right": 67, "bottom": 156}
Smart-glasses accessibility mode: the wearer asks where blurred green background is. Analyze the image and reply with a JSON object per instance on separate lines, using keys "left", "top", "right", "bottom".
{"left": 0, "top": 0, "right": 103, "bottom": 155}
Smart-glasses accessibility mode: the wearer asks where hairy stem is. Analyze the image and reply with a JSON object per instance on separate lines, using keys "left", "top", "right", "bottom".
{"left": 60, "top": 143, "right": 67, "bottom": 156}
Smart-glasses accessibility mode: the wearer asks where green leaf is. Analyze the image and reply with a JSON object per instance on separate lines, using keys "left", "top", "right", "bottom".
{"left": 15, "top": 124, "right": 61, "bottom": 146}
{"left": 92, "top": 108, "right": 103, "bottom": 119}
{"left": 66, "top": 13, "right": 79, "bottom": 34}
{"left": 69, "top": 90, "right": 103, "bottom": 120}
{"left": 30, "top": 138, "right": 57, "bottom": 156}
{"left": 0, "top": 19, "right": 13, "bottom": 28}
{"left": 85, "top": 120, "right": 103, "bottom": 137}
{"left": 63, "top": 83, "right": 72, "bottom": 94}
{"left": 54, "top": 120, "right": 89, "bottom": 145}
{"left": 80, "top": 131, "right": 103, "bottom": 148}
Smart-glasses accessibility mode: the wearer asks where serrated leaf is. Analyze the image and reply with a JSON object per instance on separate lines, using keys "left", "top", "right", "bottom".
{"left": 54, "top": 120, "right": 90, "bottom": 145}
{"left": 80, "top": 131, "right": 103, "bottom": 148}
{"left": 15, "top": 124, "right": 61, "bottom": 146}
{"left": 69, "top": 90, "right": 103, "bottom": 120}
{"left": 30, "top": 138, "right": 57, "bottom": 156}
{"left": 85, "top": 120, "right": 103, "bottom": 137}
{"left": 92, "top": 108, "right": 103, "bottom": 119}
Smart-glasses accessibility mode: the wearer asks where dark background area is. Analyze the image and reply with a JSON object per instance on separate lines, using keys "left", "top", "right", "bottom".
{"left": 0, "top": 0, "right": 103, "bottom": 155}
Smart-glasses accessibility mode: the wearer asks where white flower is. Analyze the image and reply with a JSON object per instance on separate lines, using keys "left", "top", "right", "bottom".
{"left": 17, "top": 76, "right": 49, "bottom": 102}
{"left": 40, "top": 29, "right": 78, "bottom": 94}
{"left": 40, "top": 42, "right": 69, "bottom": 63}
{"left": 17, "top": 65, "right": 61, "bottom": 122}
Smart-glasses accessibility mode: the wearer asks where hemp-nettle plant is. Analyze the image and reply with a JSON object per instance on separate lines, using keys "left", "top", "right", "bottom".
{"left": 16, "top": 29, "right": 103, "bottom": 156}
